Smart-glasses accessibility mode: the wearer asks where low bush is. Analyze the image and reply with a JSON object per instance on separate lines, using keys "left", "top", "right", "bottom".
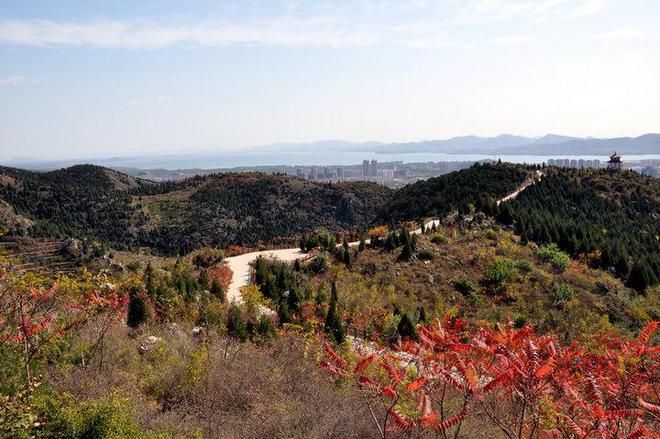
{"left": 417, "top": 249, "right": 435, "bottom": 261}
{"left": 536, "top": 244, "right": 571, "bottom": 272}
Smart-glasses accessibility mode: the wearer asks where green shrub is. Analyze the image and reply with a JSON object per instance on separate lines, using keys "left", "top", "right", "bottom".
{"left": 431, "top": 232, "right": 451, "bottom": 245}
{"left": 550, "top": 283, "right": 575, "bottom": 307}
{"left": 39, "top": 392, "right": 169, "bottom": 438}
{"left": 536, "top": 244, "right": 571, "bottom": 272}
{"left": 453, "top": 278, "right": 475, "bottom": 296}
{"left": 486, "top": 257, "right": 517, "bottom": 284}
{"left": 515, "top": 259, "right": 534, "bottom": 273}
{"left": 418, "top": 249, "right": 435, "bottom": 261}
{"left": 483, "top": 228, "right": 498, "bottom": 240}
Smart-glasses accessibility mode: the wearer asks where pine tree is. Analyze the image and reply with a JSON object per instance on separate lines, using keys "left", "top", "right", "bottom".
{"left": 210, "top": 277, "right": 224, "bottom": 302}
{"left": 226, "top": 306, "right": 248, "bottom": 341}
{"left": 144, "top": 262, "right": 157, "bottom": 297}
{"left": 398, "top": 243, "right": 413, "bottom": 262}
{"left": 287, "top": 286, "right": 302, "bottom": 312}
{"left": 278, "top": 300, "right": 291, "bottom": 325}
{"left": 264, "top": 274, "right": 278, "bottom": 300}
{"left": 627, "top": 261, "right": 653, "bottom": 293}
{"left": 343, "top": 248, "right": 351, "bottom": 267}
{"left": 397, "top": 312, "right": 418, "bottom": 340}
{"left": 127, "top": 289, "right": 147, "bottom": 328}
{"left": 418, "top": 306, "right": 427, "bottom": 323}
{"left": 358, "top": 236, "right": 366, "bottom": 252}
{"left": 325, "top": 281, "right": 345, "bottom": 344}
{"left": 198, "top": 269, "right": 209, "bottom": 290}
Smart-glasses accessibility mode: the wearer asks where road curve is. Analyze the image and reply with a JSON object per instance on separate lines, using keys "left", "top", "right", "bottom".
{"left": 223, "top": 219, "right": 440, "bottom": 304}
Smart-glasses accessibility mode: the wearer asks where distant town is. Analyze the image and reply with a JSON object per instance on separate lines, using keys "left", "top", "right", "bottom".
{"left": 119, "top": 154, "right": 659, "bottom": 187}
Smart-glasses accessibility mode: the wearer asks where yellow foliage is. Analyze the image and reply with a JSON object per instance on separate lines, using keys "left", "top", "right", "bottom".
{"left": 368, "top": 225, "right": 389, "bottom": 239}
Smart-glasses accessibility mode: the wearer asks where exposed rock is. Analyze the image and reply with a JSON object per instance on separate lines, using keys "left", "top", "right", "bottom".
{"left": 139, "top": 335, "right": 162, "bottom": 354}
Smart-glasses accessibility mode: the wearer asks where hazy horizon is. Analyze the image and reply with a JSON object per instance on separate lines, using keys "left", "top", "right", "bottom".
{"left": 2, "top": 0, "right": 660, "bottom": 161}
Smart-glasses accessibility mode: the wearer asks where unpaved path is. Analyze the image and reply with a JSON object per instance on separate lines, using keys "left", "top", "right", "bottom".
{"left": 224, "top": 219, "right": 440, "bottom": 303}
{"left": 497, "top": 170, "right": 543, "bottom": 205}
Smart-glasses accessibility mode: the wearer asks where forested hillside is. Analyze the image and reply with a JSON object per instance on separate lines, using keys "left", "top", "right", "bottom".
{"left": 135, "top": 172, "right": 390, "bottom": 254}
{"left": 377, "top": 162, "right": 530, "bottom": 222}
{"left": 505, "top": 168, "right": 660, "bottom": 291}
{"left": 0, "top": 165, "right": 390, "bottom": 255}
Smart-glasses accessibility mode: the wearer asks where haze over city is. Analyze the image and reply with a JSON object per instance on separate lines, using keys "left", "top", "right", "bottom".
{"left": 1, "top": 0, "right": 659, "bottom": 161}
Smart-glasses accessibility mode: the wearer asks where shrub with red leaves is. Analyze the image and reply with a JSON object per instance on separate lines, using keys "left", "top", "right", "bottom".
{"left": 322, "top": 317, "right": 659, "bottom": 439}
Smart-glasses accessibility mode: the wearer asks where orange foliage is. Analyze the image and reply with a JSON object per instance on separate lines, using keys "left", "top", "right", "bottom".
{"left": 227, "top": 245, "right": 249, "bottom": 257}
{"left": 368, "top": 225, "right": 389, "bottom": 239}
{"left": 207, "top": 263, "right": 233, "bottom": 291}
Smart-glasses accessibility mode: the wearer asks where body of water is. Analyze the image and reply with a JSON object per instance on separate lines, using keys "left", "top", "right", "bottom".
{"left": 8, "top": 150, "right": 660, "bottom": 170}
{"left": 76, "top": 151, "right": 660, "bottom": 170}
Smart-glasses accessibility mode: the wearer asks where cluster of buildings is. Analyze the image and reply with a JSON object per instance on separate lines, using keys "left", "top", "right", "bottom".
{"left": 546, "top": 158, "right": 601, "bottom": 169}
{"left": 297, "top": 159, "right": 405, "bottom": 184}
{"left": 546, "top": 153, "right": 659, "bottom": 177}
{"left": 293, "top": 159, "right": 476, "bottom": 188}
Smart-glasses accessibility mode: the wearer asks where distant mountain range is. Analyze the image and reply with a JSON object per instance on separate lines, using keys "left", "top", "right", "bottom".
{"left": 256, "top": 133, "right": 660, "bottom": 155}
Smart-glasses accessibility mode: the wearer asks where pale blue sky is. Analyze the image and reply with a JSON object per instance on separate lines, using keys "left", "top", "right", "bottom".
{"left": 1, "top": 0, "right": 659, "bottom": 160}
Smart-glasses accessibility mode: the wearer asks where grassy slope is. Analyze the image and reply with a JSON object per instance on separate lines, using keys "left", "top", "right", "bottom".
{"left": 308, "top": 225, "right": 657, "bottom": 342}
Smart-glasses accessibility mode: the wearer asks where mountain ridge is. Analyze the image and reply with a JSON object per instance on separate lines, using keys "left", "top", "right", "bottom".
{"left": 255, "top": 133, "right": 660, "bottom": 155}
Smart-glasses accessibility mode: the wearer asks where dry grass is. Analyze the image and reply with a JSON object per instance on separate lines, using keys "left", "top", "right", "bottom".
{"left": 49, "top": 322, "right": 375, "bottom": 438}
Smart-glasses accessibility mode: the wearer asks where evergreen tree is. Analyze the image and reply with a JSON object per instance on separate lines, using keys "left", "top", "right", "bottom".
{"left": 343, "top": 248, "right": 351, "bottom": 267}
{"left": 127, "top": 289, "right": 147, "bottom": 328}
{"left": 144, "top": 262, "right": 157, "bottom": 297}
{"left": 398, "top": 243, "right": 413, "bottom": 262}
{"left": 226, "top": 306, "right": 248, "bottom": 341}
{"left": 198, "top": 269, "right": 209, "bottom": 290}
{"left": 358, "top": 235, "right": 366, "bottom": 252}
{"left": 324, "top": 281, "right": 345, "bottom": 344}
{"left": 210, "top": 277, "right": 224, "bottom": 302}
{"left": 397, "top": 312, "right": 418, "bottom": 340}
{"left": 287, "top": 286, "right": 302, "bottom": 312}
{"left": 257, "top": 315, "right": 276, "bottom": 339}
{"left": 496, "top": 205, "right": 514, "bottom": 226}
{"left": 278, "top": 300, "right": 292, "bottom": 325}
{"left": 627, "top": 261, "right": 653, "bottom": 293}
{"left": 264, "top": 274, "right": 278, "bottom": 300}
{"left": 418, "top": 306, "right": 428, "bottom": 323}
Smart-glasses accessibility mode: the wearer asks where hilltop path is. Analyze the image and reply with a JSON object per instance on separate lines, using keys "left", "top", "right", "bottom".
{"left": 224, "top": 171, "right": 540, "bottom": 303}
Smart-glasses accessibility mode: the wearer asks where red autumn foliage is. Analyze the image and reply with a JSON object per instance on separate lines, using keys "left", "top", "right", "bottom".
{"left": 1, "top": 277, "right": 129, "bottom": 387}
{"left": 322, "top": 317, "right": 659, "bottom": 439}
{"left": 207, "top": 263, "right": 233, "bottom": 291}
{"left": 226, "top": 245, "right": 249, "bottom": 257}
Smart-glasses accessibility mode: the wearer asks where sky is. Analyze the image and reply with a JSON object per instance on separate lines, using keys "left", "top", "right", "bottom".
{"left": 0, "top": 0, "right": 659, "bottom": 160}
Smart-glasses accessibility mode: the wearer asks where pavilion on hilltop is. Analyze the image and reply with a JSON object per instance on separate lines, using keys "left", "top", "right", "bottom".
{"left": 607, "top": 152, "right": 622, "bottom": 171}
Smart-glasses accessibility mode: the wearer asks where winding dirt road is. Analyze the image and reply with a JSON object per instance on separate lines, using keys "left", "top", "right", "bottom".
{"left": 224, "top": 219, "right": 440, "bottom": 303}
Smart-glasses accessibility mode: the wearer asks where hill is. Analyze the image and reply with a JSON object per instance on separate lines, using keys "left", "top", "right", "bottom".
{"left": 377, "top": 162, "right": 531, "bottom": 222}
{"left": 0, "top": 165, "right": 390, "bottom": 255}
{"left": 506, "top": 168, "right": 660, "bottom": 291}
{"left": 135, "top": 172, "right": 390, "bottom": 254}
